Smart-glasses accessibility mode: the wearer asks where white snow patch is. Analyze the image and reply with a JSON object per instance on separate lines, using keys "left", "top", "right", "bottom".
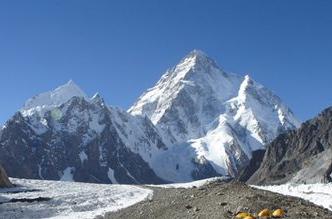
{"left": 0, "top": 178, "right": 153, "bottom": 219}
{"left": 79, "top": 151, "right": 88, "bottom": 164}
{"left": 60, "top": 167, "right": 75, "bottom": 182}
{"left": 108, "top": 168, "right": 118, "bottom": 184}
{"left": 253, "top": 183, "right": 332, "bottom": 211}
{"left": 89, "top": 112, "right": 105, "bottom": 133}
{"left": 98, "top": 145, "right": 107, "bottom": 167}
{"left": 38, "top": 164, "right": 44, "bottom": 179}
{"left": 119, "top": 163, "right": 138, "bottom": 183}
{"left": 149, "top": 177, "right": 226, "bottom": 189}
{"left": 21, "top": 80, "right": 87, "bottom": 118}
{"left": 150, "top": 143, "right": 197, "bottom": 182}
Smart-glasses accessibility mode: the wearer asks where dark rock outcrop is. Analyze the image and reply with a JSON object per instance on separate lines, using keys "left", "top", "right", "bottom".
{"left": 248, "top": 107, "right": 332, "bottom": 185}
{"left": 0, "top": 164, "right": 13, "bottom": 188}
{"left": 237, "top": 149, "right": 265, "bottom": 182}
{"left": 0, "top": 97, "right": 166, "bottom": 184}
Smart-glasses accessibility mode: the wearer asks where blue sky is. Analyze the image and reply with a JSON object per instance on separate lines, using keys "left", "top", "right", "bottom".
{"left": 0, "top": 0, "right": 331, "bottom": 124}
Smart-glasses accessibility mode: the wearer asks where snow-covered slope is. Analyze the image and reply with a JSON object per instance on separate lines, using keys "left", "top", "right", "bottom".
{"left": 21, "top": 80, "right": 87, "bottom": 117}
{"left": 254, "top": 183, "right": 332, "bottom": 211}
{"left": 0, "top": 178, "right": 152, "bottom": 219}
{"left": 129, "top": 50, "right": 243, "bottom": 144}
{"left": 149, "top": 176, "right": 228, "bottom": 189}
{"left": 129, "top": 50, "right": 300, "bottom": 180}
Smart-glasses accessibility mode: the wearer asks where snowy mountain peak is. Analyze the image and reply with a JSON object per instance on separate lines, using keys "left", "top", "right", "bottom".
{"left": 129, "top": 50, "right": 243, "bottom": 125}
{"left": 90, "top": 92, "right": 105, "bottom": 106}
{"left": 129, "top": 50, "right": 301, "bottom": 180}
{"left": 243, "top": 74, "right": 251, "bottom": 83}
{"left": 129, "top": 50, "right": 235, "bottom": 122}
{"left": 187, "top": 49, "right": 208, "bottom": 58}
{"left": 66, "top": 79, "right": 75, "bottom": 86}
{"left": 54, "top": 80, "right": 86, "bottom": 97}
{"left": 175, "top": 50, "right": 219, "bottom": 74}
{"left": 21, "top": 80, "right": 87, "bottom": 116}
{"left": 238, "top": 75, "right": 259, "bottom": 97}
{"left": 241, "top": 74, "right": 256, "bottom": 87}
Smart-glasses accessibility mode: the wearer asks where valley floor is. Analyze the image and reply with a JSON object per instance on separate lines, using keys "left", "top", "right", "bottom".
{"left": 107, "top": 180, "right": 332, "bottom": 219}
{"left": 1, "top": 178, "right": 332, "bottom": 219}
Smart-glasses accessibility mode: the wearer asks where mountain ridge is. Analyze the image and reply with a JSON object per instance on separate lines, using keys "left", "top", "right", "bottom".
{"left": 248, "top": 106, "right": 332, "bottom": 185}
{"left": 0, "top": 50, "right": 300, "bottom": 183}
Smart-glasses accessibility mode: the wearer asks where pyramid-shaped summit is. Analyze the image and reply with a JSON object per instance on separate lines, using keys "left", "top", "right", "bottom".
{"left": 185, "top": 49, "right": 210, "bottom": 59}
{"left": 173, "top": 49, "right": 219, "bottom": 74}
{"left": 129, "top": 50, "right": 300, "bottom": 181}
{"left": 129, "top": 50, "right": 238, "bottom": 124}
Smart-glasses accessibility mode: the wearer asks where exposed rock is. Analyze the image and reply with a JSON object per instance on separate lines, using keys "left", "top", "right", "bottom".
{"left": 237, "top": 149, "right": 266, "bottom": 182}
{"left": 248, "top": 107, "right": 332, "bottom": 185}
{"left": 0, "top": 164, "right": 13, "bottom": 188}
{"left": 0, "top": 96, "right": 165, "bottom": 184}
{"left": 185, "top": 204, "right": 192, "bottom": 209}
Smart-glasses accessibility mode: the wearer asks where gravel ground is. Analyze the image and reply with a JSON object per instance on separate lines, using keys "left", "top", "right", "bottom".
{"left": 104, "top": 181, "right": 332, "bottom": 219}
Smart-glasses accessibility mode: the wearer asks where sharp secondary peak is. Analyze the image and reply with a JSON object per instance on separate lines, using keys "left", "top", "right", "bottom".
{"left": 244, "top": 74, "right": 251, "bottom": 80}
{"left": 91, "top": 92, "right": 105, "bottom": 105}
{"left": 67, "top": 79, "right": 74, "bottom": 84}
{"left": 53, "top": 80, "right": 86, "bottom": 96}
{"left": 21, "top": 80, "right": 87, "bottom": 112}
{"left": 66, "top": 79, "right": 77, "bottom": 87}
{"left": 240, "top": 74, "right": 254, "bottom": 90}
{"left": 92, "top": 92, "right": 101, "bottom": 99}
{"left": 57, "top": 79, "right": 80, "bottom": 90}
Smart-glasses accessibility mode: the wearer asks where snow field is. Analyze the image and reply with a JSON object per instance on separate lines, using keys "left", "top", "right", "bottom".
{"left": 253, "top": 183, "right": 332, "bottom": 211}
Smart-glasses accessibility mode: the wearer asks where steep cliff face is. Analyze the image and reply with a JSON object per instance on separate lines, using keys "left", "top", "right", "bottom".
{"left": 248, "top": 107, "right": 332, "bottom": 185}
{"left": 0, "top": 83, "right": 166, "bottom": 184}
{"left": 237, "top": 149, "right": 266, "bottom": 182}
{"left": 0, "top": 164, "right": 12, "bottom": 188}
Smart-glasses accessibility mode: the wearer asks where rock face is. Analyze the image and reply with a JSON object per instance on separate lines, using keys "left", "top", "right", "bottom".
{"left": 0, "top": 50, "right": 300, "bottom": 183}
{"left": 0, "top": 164, "right": 12, "bottom": 188}
{"left": 248, "top": 107, "right": 332, "bottom": 185}
{"left": 237, "top": 149, "right": 266, "bottom": 182}
{"left": 0, "top": 82, "right": 166, "bottom": 184}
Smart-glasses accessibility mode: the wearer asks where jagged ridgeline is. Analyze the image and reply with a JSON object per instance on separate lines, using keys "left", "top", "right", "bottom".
{"left": 0, "top": 50, "right": 300, "bottom": 184}
{"left": 248, "top": 106, "right": 332, "bottom": 185}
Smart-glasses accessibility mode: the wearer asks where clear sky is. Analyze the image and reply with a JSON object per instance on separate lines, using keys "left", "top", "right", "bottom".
{"left": 1, "top": 0, "right": 331, "bottom": 124}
